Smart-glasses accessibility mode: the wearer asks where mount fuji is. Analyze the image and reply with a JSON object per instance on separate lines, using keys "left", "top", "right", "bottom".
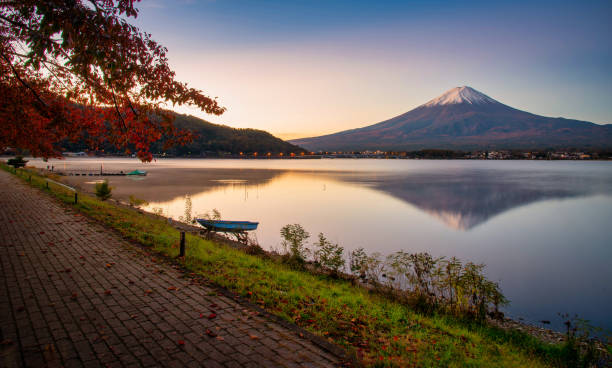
{"left": 290, "top": 86, "right": 612, "bottom": 151}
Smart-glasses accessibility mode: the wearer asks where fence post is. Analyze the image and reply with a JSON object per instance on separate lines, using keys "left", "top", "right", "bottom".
{"left": 179, "top": 231, "right": 186, "bottom": 257}
{"left": 46, "top": 181, "right": 49, "bottom": 189}
{"left": 74, "top": 192, "right": 78, "bottom": 204}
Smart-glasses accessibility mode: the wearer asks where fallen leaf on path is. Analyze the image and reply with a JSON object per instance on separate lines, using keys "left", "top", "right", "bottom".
{"left": 205, "top": 329, "right": 217, "bottom": 337}
{"left": 70, "top": 293, "right": 78, "bottom": 300}
{"left": 249, "top": 335, "right": 259, "bottom": 340}
{"left": 207, "top": 313, "right": 216, "bottom": 320}
{"left": 177, "top": 340, "right": 185, "bottom": 346}
{"left": 216, "top": 336, "right": 224, "bottom": 341}
{"left": 104, "top": 290, "right": 112, "bottom": 295}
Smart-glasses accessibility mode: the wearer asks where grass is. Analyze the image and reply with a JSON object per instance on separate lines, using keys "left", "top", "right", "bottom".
{"left": 3, "top": 164, "right": 572, "bottom": 367}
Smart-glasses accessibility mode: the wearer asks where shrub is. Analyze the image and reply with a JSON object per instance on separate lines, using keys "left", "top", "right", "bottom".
{"left": 128, "top": 195, "right": 148, "bottom": 207}
{"left": 313, "top": 233, "right": 345, "bottom": 276}
{"left": 178, "top": 195, "right": 193, "bottom": 224}
{"left": 559, "top": 314, "right": 608, "bottom": 367}
{"left": 199, "top": 208, "right": 222, "bottom": 220}
{"left": 7, "top": 156, "right": 28, "bottom": 168}
{"left": 349, "top": 247, "right": 368, "bottom": 279}
{"left": 94, "top": 180, "right": 112, "bottom": 200}
{"left": 280, "top": 224, "right": 310, "bottom": 264}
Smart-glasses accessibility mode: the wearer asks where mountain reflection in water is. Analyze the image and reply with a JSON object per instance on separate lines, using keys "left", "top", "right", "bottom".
{"left": 337, "top": 169, "right": 612, "bottom": 230}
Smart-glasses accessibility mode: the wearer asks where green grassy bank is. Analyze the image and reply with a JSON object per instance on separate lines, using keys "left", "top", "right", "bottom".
{"left": 2, "top": 163, "right": 578, "bottom": 367}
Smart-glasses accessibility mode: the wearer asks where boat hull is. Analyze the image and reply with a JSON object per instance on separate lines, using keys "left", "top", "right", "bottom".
{"left": 196, "top": 219, "right": 259, "bottom": 232}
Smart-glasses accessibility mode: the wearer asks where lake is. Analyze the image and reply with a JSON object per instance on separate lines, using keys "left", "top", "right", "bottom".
{"left": 29, "top": 158, "right": 612, "bottom": 332}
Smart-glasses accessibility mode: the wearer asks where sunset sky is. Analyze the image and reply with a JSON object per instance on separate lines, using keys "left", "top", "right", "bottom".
{"left": 134, "top": 0, "right": 612, "bottom": 140}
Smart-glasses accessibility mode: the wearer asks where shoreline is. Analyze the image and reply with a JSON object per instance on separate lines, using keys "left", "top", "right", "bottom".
{"left": 102, "top": 190, "right": 571, "bottom": 347}
{"left": 24, "top": 163, "right": 611, "bottom": 342}
{"left": 4, "top": 162, "right": 611, "bottom": 366}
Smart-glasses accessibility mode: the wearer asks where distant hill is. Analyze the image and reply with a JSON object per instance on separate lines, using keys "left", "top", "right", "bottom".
{"left": 150, "top": 114, "right": 305, "bottom": 155}
{"left": 61, "top": 113, "right": 304, "bottom": 156}
{"left": 290, "top": 86, "right": 612, "bottom": 151}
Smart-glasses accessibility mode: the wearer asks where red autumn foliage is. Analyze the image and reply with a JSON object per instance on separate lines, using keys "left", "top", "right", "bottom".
{"left": 0, "top": 0, "right": 225, "bottom": 161}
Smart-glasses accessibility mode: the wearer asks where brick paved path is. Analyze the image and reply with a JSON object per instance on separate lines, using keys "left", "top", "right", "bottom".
{"left": 0, "top": 170, "right": 342, "bottom": 368}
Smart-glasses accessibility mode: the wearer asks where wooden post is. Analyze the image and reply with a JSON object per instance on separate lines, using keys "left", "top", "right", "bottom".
{"left": 179, "top": 231, "right": 186, "bottom": 257}
{"left": 46, "top": 181, "right": 49, "bottom": 189}
{"left": 74, "top": 192, "right": 78, "bottom": 204}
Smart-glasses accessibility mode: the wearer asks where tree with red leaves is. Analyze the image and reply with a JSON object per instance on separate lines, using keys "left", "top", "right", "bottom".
{"left": 0, "top": 0, "right": 225, "bottom": 161}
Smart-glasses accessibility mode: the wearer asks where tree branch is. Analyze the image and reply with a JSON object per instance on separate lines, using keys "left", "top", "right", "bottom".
{"left": 0, "top": 50, "right": 48, "bottom": 109}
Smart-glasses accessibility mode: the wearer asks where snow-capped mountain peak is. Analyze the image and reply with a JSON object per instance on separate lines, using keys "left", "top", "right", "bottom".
{"left": 423, "top": 86, "right": 497, "bottom": 107}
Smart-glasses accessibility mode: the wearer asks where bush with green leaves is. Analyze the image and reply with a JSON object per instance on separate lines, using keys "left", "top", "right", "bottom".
{"left": 354, "top": 248, "right": 508, "bottom": 320}
{"left": 280, "top": 224, "right": 310, "bottom": 264}
{"left": 199, "top": 208, "right": 222, "bottom": 221}
{"left": 349, "top": 247, "right": 368, "bottom": 279}
{"left": 94, "top": 180, "right": 112, "bottom": 200}
{"left": 559, "top": 313, "right": 609, "bottom": 367}
{"left": 178, "top": 195, "right": 193, "bottom": 224}
{"left": 313, "top": 233, "right": 345, "bottom": 276}
{"left": 7, "top": 156, "right": 28, "bottom": 168}
{"left": 128, "top": 195, "right": 148, "bottom": 207}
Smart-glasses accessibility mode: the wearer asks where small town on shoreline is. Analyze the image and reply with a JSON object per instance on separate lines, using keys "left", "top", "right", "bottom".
{"left": 4, "top": 148, "right": 609, "bottom": 161}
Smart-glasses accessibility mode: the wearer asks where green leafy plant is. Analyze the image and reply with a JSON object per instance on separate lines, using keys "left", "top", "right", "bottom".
{"left": 280, "top": 223, "right": 310, "bottom": 265}
{"left": 178, "top": 195, "right": 193, "bottom": 223}
{"left": 313, "top": 233, "right": 345, "bottom": 276}
{"left": 7, "top": 156, "right": 28, "bottom": 168}
{"left": 349, "top": 247, "right": 368, "bottom": 279}
{"left": 94, "top": 180, "right": 112, "bottom": 200}
{"left": 200, "top": 208, "right": 222, "bottom": 220}
{"left": 559, "top": 313, "right": 609, "bottom": 367}
{"left": 128, "top": 195, "right": 148, "bottom": 207}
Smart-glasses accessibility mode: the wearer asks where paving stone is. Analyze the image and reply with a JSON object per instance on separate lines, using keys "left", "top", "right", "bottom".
{"left": 0, "top": 170, "right": 343, "bottom": 367}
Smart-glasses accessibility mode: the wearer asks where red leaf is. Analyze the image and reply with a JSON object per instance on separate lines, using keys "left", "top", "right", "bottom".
{"left": 205, "top": 329, "right": 217, "bottom": 337}
{"left": 177, "top": 340, "right": 185, "bottom": 346}
{"left": 104, "top": 290, "right": 111, "bottom": 295}
{"left": 207, "top": 313, "right": 216, "bottom": 320}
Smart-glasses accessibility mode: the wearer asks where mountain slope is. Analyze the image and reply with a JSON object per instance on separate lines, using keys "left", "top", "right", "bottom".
{"left": 61, "top": 113, "right": 304, "bottom": 155}
{"left": 152, "top": 114, "right": 305, "bottom": 155}
{"left": 290, "top": 86, "right": 612, "bottom": 151}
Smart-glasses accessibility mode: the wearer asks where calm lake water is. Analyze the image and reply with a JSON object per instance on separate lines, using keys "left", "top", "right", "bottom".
{"left": 30, "top": 158, "right": 612, "bottom": 332}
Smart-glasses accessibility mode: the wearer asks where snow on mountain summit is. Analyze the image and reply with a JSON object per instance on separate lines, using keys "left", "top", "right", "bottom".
{"left": 423, "top": 86, "right": 497, "bottom": 107}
